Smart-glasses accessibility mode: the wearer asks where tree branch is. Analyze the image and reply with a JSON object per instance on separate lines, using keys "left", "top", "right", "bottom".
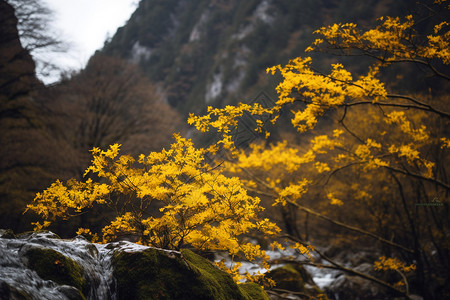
{"left": 382, "top": 165, "right": 450, "bottom": 191}
{"left": 285, "top": 199, "right": 415, "bottom": 254}
{"left": 346, "top": 99, "right": 450, "bottom": 119}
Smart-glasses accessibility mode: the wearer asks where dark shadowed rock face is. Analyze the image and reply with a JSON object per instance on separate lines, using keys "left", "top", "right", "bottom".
{"left": 0, "top": 1, "right": 39, "bottom": 100}
{"left": 0, "top": 229, "right": 268, "bottom": 300}
{"left": 0, "top": 1, "right": 60, "bottom": 235}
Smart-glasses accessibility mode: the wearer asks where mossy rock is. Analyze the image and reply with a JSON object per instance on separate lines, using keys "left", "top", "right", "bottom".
{"left": 266, "top": 263, "right": 327, "bottom": 299}
{"left": 112, "top": 248, "right": 268, "bottom": 300}
{"left": 238, "top": 283, "right": 270, "bottom": 300}
{"left": 24, "top": 247, "right": 86, "bottom": 299}
{"left": 267, "top": 263, "right": 309, "bottom": 292}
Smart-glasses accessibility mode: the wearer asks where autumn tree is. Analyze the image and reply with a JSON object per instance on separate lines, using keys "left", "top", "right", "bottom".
{"left": 188, "top": 0, "right": 449, "bottom": 297}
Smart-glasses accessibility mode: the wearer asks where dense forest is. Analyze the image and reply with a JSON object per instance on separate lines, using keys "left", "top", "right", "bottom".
{"left": 1, "top": 0, "right": 449, "bottom": 299}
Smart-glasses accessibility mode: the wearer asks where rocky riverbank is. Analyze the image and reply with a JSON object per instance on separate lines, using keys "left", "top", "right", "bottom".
{"left": 0, "top": 229, "right": 268, "bottom": 300}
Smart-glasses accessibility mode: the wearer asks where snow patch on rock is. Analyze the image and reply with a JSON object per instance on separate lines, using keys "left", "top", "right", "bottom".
{"left": 205, "top": 71, "right": 223, "bottom": 103}
{"left": 130, "top": 41, "right": 152, "bottom": 64}
{"left": 232, "top": 0, "right": 275, "bottom": 41}
{"left": 189, "top": 10, "right": 210, "bottom": 42}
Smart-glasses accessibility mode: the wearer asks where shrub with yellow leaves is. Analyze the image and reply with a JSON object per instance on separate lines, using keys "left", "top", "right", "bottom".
{"left": 27, "top": 134, "right": 281, "bottom": 283}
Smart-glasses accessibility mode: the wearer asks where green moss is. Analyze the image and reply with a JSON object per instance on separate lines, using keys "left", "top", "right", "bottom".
{"left": 113, "top": 249, "right": 189, "bottom": 299}
{"left": 112, "top": 248, "right": 269, "bottom": 300}
{"left": 238, "top": 283, "right": 269, "bottom": 300}
{"left": 266, "top": 264, "right": 307, "bottom": 292}
{"left": 24, "top": 247, "right": 86, "bottom": 299}
{"left": 181, "top": 249, "right": 248, "bottom": 300}
{"left": 266, "top": 264, "right": 328, "bottom": 299}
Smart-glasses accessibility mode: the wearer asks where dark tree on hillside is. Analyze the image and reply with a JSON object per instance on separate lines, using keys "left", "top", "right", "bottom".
{"left": 42, "top": 55, "right": 183, "bottom": 178}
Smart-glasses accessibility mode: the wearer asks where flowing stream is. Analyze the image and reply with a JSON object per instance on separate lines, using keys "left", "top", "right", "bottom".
{"left": 0, "top": 230, "right": 151, "bottom": 300}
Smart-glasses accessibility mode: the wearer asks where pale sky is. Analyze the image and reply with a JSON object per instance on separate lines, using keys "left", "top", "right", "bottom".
{"left": 39, "top": 0, "right": 138, "bottom": 83}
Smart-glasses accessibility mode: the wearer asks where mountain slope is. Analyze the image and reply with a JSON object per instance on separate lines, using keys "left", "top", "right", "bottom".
{"left": 102, "top": 0, "right": 416, "bottom": 116}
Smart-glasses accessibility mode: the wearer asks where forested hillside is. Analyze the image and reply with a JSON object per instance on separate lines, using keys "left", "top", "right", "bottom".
{"left": 1, "top": 0, "right": 449, "bottom": 299}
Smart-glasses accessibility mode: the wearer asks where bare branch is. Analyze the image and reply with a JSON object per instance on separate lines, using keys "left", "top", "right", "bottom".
{"left": 382, "top": 165, "right": 450, "bottom": 191}
{"left": 285, "top": 200, "right": 415, "bottom": 254}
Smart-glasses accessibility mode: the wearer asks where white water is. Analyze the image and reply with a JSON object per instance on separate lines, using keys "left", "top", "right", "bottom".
{"left": 215, "top": 246, "right": 338, "bottom": 289}
{"left": 0, "top": 230, "right": 153, "bottom": 300}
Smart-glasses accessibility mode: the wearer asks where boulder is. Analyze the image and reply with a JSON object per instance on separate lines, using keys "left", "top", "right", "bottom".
{"left": 266, "top": 263, "right": 327, "bottom": 299}
{"left": 112, "top": 247, "right": 268, "bottom": 300}
{"left": 22, "top": 247, "right": 87, "bottom": 299}
{"left": 326, "top": 273, "right": 384, "bottom": 300}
